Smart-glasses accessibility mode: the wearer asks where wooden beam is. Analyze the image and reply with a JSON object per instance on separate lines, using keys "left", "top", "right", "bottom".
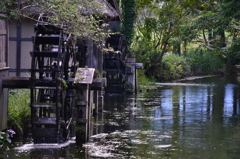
{"left": 89, "top": 78, "right": 104, "bottom": 90}
{"left": 16, "top": 22, "right": 21, "bottom": 76}
{"left": 0, "top": 30, "right": 6, "bottom": 35}
{"left": 2, "top": 77, "right": 30, "bottom": 88}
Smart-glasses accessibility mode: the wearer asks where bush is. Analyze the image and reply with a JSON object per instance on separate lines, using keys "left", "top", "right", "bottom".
{"left": 137, "top": 69, "right": 155, "bottom": 90}
{"left": 185, "top": 48, "right": 225, "bottom": 75}
{"left": 156, "top": 54, "right": 191, "bottom": 81}
{"left": 8, "top": 89, "right": 31, "bottom": 136}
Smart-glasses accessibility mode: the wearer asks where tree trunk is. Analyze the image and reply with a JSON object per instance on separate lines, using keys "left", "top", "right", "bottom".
{"left": 173, "top": 43, "right": 181, "bottom": 55}
{"left": 213, "top": 28, "right": 226, "bottom": 48}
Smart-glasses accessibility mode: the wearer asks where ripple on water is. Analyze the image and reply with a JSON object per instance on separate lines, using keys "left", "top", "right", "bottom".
{"left": 155, "top": 144, "right": 172, "bottom": 149}
{"left": 14, "top": 140, "right": 75, "bottom": 151}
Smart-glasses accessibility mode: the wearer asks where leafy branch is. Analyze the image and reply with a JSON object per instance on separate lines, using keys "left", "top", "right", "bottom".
{"left": 0, "top": 0, "right": 112, "bottom": 46}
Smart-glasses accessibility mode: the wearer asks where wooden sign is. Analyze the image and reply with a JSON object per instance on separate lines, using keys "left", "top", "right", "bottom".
{"left": 74, "top": 68, "right": 95, "bottom": 84}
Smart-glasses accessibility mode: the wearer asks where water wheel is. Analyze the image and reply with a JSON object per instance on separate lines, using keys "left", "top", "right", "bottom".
{"left": 30, "top": 23, "right": 76, "bottom": 143}
{"left": 103, "top": 34, "right": 128, "bottom": 93}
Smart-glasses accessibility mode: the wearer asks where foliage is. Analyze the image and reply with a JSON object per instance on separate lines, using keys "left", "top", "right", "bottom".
{"left": 137, "top": 69, "right": 155, "bottom": 90}
{"left": 0, "top": 0, "right": 19, "bottom": 19}
{"left": 133, "top": 0, "right": 195, "bottom": 63}
{"left": 132, "top": 0, "right": 240, "bottom": 82}
{"left": 121, "top": 0, "right": 137, "bottom": 46}
{"left": 225, "top": 41, "right": 240, "bottom": 66}
{"left": 0, "top": 0, "right": 111, "bottom": 46}
{"left": 140, "top": 48, "right": 225, "bottom": 82}
{"left": 133, "top": 47, "right": 190, "bottom": 82}
{"left": 0, "top": 129, "right": 15, "bottom": 151}
{"left": 185, "top": 47, "right": 225, "bottom": 75}
{"left": 8, "top": 89, "right": 31, "bottom": 135}
{"left": 156, "top": 54, "right": 191, "bottom": 81}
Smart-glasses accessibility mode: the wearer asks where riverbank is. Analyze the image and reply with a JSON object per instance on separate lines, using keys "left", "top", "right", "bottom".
{"left": 174, "top": 75, "right": 221, "bottom": 82}
{"left": 147, "top": 75, "right": 220, "bottom": 88}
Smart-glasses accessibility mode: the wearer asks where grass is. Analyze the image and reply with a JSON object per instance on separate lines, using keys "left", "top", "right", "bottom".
{"left": 137, "top": 69, "right": 156, "bottom": 90}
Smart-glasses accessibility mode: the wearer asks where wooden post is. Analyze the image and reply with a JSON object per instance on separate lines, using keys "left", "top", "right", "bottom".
{"left": 75, "top": 84, "right": 89, "bottom": 144}
{"left": 74, "top": 68, "right": 94, "bottom": 145}
{"left": 98, "top": 91, "right": 104, "bottom": 112}
{"left": 0, "top": 17, "right": 9, "bottom": 131}
{"left": 126, "top": 58, "right": 143, "bottom": 94}
{"left": 0, "top": 69, "right": 9, "bottom": 131}
{"left": 93, "top": 91, "right": 98, "bottom": 115}
{"left": 126, "top": 58, "right": 136, "bottom": 93}
{"left": 87, "top": 90, "right": 94, "bottom": 139}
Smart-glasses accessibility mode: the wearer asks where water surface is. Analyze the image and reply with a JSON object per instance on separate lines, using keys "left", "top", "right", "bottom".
{"left": 3, "top": 76, "right": 240, "bottom": 159}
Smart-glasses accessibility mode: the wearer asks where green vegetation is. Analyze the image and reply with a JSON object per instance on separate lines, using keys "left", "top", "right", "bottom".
{"left": 156, "top": 54, "right": 191, "bottom": 81}
{"left": 8, "top": 89, "right": 31, "bottom": 136}
{"left": 0, "top": 0, "right": 111, "bottom": 46}
{"left": 133, "top": 0, "right": 240, "bottom": 82}
{"left": 137, "top": 69, "right": 155, "bottom": 90}
{"left": 185, "top": 48, "right": 225, "bottom": 75}
{"left": 121, "top": 0, "right": 137, "bottom": 46}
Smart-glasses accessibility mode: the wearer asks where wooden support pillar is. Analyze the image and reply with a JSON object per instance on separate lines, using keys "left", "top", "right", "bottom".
{"left": 98, "top": 92, "right": 104, "bottom": 112}
{"left": 126, "top": 58, "right": 143, "bottom": 94}
{"left": 89, "top": 78, "right": 105, "bottom": 112}
{"left": 93, "top": 90, "right": 98, "bottom": 115}
{"left": 88, "top": 90, "right": 94, "bottom": 138}
{"left": 0, "top": 18, "right": 9, "bottom": 131}
{"left": 0, "top": 68, "right": 9, "bottom": 131}
{"left": 126, "top": 58, "right": 136, "bottom": 93}
{"left": 75, "top": 84, "right": 89, "bottom": 144}
{"left": 74, "top": 68, "right": 95, "bottom": 145}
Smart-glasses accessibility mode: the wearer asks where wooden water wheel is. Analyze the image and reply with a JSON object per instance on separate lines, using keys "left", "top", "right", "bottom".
{"left": 30, "top": 23, "right": 77, "bottom": 143}
{"left": 103, "top": 34, "right": 128, "bottom": 93}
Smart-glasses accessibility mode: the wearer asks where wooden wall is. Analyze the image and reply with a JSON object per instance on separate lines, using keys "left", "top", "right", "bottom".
{"left": 8, "top": 19, "right": 34, "bottom": 77}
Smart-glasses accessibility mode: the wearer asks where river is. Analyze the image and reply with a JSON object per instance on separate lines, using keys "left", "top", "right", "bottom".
{"left": 2, "top": 75, "right": 240, "bottom": 159}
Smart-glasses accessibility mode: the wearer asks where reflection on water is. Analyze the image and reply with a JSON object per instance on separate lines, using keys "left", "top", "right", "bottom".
{"left": 3, "top": 76, "right": 240, "bottom": 159}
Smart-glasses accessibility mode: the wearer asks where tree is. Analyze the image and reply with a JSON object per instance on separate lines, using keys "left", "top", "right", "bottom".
{"left": 133, "top": 0, "right": 195, "bottom": 77}
{"left": 121, "top": 0, "right": 137, "bottom": 46}
{"left": 133, "top": 0, "right": 239, "bottom": 79}
{"left": 0, "top": 0, "right": 111, "bottom": 45}
{"left": 220, "top": 0, "right": 240, "bottom": 65}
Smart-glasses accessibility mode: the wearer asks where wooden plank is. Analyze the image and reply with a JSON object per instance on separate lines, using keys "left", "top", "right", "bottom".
{"left": 76, "top": 101, "right": 88, "bottom": 106}
{"left": 33, "top": 117, "right": 57, "bottom": 125}
{"left": 90, "top": 78, "right": 104, "bottom": 90}
{"left": 30, "top": 103, "right": 60, "bottom": 108}
{"left": 34, "top": 128, "right": 57, "bottom": 137}
{"left": 126, "top": 58, "right": 136, "bottom": 63}
{"left": 2, "top": 77, "right": 30, "bottom": 88}
{"left": 0, "top": 62, "right": 6, "bottom": 68}
{"left": 0, "top": 20, "right": 7, "bottom": 70}
{"left": 135, "top": 63, "right": 143, "bottom": 69}
{"left": 0, "top": 30, "right": 6, "bottom": 35}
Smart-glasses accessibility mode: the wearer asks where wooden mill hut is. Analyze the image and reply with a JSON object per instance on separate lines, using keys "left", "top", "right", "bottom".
{"left": 8, "top": 0, "right": 120, "bottom": 77}
{"left": 0, "top": 0, "right": 120, "bottom": 131}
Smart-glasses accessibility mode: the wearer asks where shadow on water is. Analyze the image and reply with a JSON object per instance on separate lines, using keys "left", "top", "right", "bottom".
{"left": 3, "top": 75, "right": 240, "bottom": 158}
